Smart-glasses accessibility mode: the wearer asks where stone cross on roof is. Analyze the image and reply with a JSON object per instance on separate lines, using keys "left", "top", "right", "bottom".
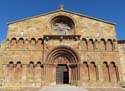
{"left": 60, "top": 4, "right": 64, "bottom": 10}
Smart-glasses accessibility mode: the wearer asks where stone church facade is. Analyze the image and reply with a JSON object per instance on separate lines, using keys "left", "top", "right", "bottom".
{"left": 0, "top": 7, "right": 125, "bottom": 87}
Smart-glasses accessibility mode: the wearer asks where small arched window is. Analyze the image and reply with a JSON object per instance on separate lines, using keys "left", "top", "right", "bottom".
{"left": 11, "top": 38, "right": 17, "bottom": 48}
{"left": 88, "top": 39, "right": 94, "bottom": 51}
{"left": 102, "top": 62, "right": 110, "bottom": 82}
{"left": 18, "top": 38, "right": 24, "bottom": 48}
{"left": 107, "top": 39, "right": 113, "bottom": 51}
{"left": 82, "top": 61, "right": 89, "bottom": 81}
{"left": 109, "top": 62, "right": 119, "bottom": 82}
{"left": 81, "top": 38, "right": 88, "bottom": 51}
{"left": 37, "top": 38, "right": 43, "bottom": 47}
{"left": 89, "top": 62, "right": 97, "bottom": 81}
{"left": 100, "top": 39, "right": 106, "bottom": 51}
{"left": 31, "top": 38, "right": 36, "bottom": 45}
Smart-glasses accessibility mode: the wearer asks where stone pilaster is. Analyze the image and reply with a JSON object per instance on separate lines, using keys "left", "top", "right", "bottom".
{"left": 21, "top": 65, "right": 27, "bottom": 83}
{"left": 97, "top": 63, "right": 103, "bottom": 82}
{"left": 117, "top": 64, "right": 123, "bottom": 83}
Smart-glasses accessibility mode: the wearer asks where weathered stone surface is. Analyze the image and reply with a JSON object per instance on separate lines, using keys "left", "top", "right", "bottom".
{"left": 118, "top": 40, "right": 125, "bottom": 84}
{"left": 0, "top": 8, "right": 124, "bottom": 87}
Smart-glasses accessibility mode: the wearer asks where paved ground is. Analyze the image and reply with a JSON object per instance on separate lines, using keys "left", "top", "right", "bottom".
{"left": 0, "top": 86, "right": 125, "bottom": 91}
{"left": 39, "top": 86, "right": 88, "bottom": 91}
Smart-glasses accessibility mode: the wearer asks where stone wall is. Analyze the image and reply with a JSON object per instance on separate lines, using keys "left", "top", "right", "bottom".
{"left": 7, "top": 10, "right": 116, "bottom": 39}
{"left": 0, "top": 36, "right": 123, "bottom": 87}
{"left": 118, "top": 40, "right": 125, "bottom": 84}
{"left": 0, "top": 9, "right": 123, "bottom": 87}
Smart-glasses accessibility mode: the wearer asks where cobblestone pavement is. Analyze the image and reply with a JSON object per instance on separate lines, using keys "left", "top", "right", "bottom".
{"left": 0, "top": 87, "right": 125, "bottom": 91}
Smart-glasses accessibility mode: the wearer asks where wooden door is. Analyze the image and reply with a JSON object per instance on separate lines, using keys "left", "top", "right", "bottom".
{"left": 56, "top": 64, "right": 69, "bottom": 84}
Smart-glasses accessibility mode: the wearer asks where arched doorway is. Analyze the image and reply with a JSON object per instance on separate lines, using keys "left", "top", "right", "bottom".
{"left": 56, "top": 64, "right": 69, "bottom": 84}
{"left": 46, "top": 46, "right": 80, "bottom": 85}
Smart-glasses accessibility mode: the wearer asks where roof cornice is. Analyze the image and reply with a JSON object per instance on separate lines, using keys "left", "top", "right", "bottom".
{"left": 8, "top": 9, "right": 115, "bottom": 25}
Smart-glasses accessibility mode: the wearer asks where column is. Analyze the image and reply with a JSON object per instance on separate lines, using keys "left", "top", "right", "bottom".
{"left": 35, "top": 64, "right": 42, "bottom": 83}
{"left": 69, "top": 65, "right": 73, "bottom": 84}
{"left": 41, "top": 65, "right": 44, "bottom": 80}
{"left": 89, "top": 63, "right": 96, "bottom": 81}
{"left": 44, "top": 64, "right": 53, "bottom": 83}
{"left": 74, "top": 65, "right": 77, "bottom": 82}
{"left": 52, "top": 64, "right": 56, "bottom": 82}
{"left": 72, "top": 66, "right": 74, "bottom": 81}
{"left": 97, "top": 63, "right": 103, "bottom": 82}
{"left": 22, "top": 64, "right": 27, "bottom": 83}
{"left": 44, "top": 64, "right": 47, "bottom": 82}
{"left": 116, "top": 64, "right": 123, "bottom": 82}
{"left": 75, "top": 66, "right": 78, "bottom": 81}
{"left": 109, "top": 63, "right": 117, "bottom": 82}
{"left": 78, "top": 64, "right": 81, "bottom": 81}
{"left": 68, "top": 65, "right": 71, "bottom": 84}
{"left": 0, "top": 64, "right": 4, "bottom": 86}
{"left": 48, "top": 64, "right": 55, "bottom": 82}
{"left": 3, "top": 65, "right": 7, "bottom": 83}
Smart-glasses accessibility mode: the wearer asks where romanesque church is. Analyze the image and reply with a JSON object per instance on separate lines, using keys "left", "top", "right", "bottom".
{"left": 0, "top": 6, "right": 125, "bottom": 87}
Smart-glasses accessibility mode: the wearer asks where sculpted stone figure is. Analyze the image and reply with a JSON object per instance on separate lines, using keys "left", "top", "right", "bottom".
{"left": 53, "top": 22, "right": 71, "bottom": 35}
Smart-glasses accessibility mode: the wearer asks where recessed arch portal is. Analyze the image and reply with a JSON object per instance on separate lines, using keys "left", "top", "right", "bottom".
{"left": 46, "top": 46, "right": 80, "bottom": 64}
{"left": 46, "top": 46, "right": 80, "bottom": 84}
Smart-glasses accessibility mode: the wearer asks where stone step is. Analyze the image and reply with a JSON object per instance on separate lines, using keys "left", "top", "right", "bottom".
{"left": 0, "top": 87, "right": 125, "bottom": 91}
{"left": 38, "top": 86, "right": 88, "bottom": 91}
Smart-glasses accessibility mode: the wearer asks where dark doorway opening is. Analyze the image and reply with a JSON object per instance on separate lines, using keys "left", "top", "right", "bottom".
{"left": 56, "top": 64, "right": 69, "bottom": 84}
{"left": 63, "top": 71, "right": 69, "bottom": 84}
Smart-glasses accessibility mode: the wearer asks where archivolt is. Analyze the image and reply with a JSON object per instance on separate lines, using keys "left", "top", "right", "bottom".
{"left": 46, "top": 46, "right": 80, "bottom": 63}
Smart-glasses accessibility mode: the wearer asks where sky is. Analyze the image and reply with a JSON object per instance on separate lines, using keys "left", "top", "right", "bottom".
{"left": 0, "top": 0, "right": 125, "bottom": 43}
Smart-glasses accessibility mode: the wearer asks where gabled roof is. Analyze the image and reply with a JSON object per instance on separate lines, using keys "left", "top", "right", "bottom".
{"left": 8, "top": 8, "right": 115, "bottom": 25}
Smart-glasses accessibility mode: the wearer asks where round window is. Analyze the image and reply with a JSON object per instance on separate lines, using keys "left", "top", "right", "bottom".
{"left": 51, "top": 15, "right": 75, "bottom": 35}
